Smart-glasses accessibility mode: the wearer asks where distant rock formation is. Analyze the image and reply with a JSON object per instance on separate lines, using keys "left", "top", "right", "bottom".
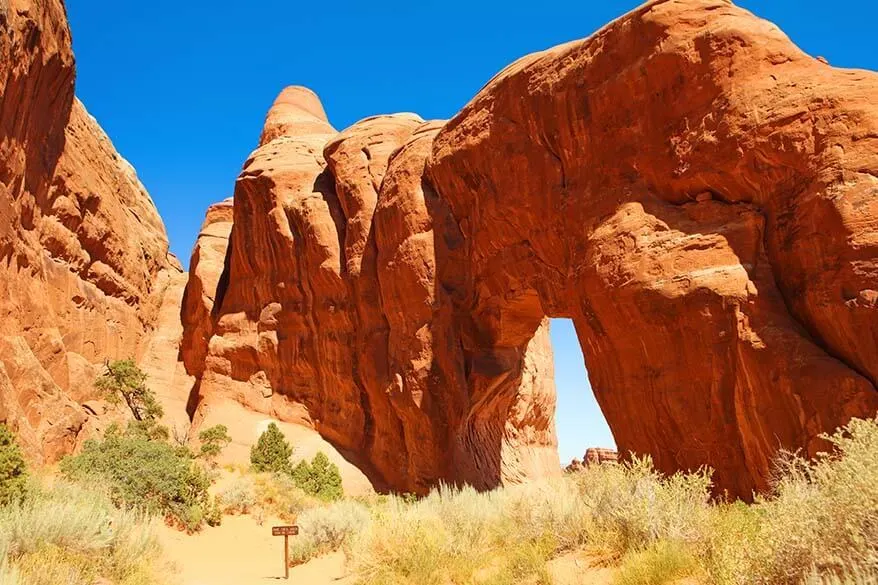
{"left": 566, "top": 449, "right": 619, "bottom": 473}
{"left": 0, "top": 1, "right": 182, "bottom": 461}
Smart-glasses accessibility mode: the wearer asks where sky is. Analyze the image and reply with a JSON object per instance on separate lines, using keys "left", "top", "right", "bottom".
{"left": 66, "top": 0, "right": 877, "bottom": 464}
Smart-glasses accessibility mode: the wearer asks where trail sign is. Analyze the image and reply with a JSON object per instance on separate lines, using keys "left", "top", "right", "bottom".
{"left": 272, "top": 525, "right": 299, "bottom": 537}
{"left": 272, "top": 525, "right": 299, "bottom": 579}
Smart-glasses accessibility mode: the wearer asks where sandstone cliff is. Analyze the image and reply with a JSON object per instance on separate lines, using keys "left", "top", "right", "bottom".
{"left": 183, "top": 0, "right": 878, "bottom": 498}
{"left": 0, "top": 0, "right": 182, "bottom": 461}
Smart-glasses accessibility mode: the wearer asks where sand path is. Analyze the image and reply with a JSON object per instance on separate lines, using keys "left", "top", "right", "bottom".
{"left": 157, "top": 514, "right": 614, "bottom": 585}
{"left": 157, "top": 515, "right": 353, "bottom": 585}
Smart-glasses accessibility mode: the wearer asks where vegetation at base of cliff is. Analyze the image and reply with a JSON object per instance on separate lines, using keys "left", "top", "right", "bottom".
{"left": 291, "top": 452, "right": 344, "bottom": 501}
{"left": 60, "top": 423, "right": 219, "bottom": 532}
{"left": 218, "top": 472, "right": 320, "bottom": 522}
{"left": 250, "top": 422, "right": 293, "bottom": 474}
{"left": 198, "top": 424, "right": 231, "bottom": 463}
{"left": 0, "top": 480, "right": 173, "bottom": 585}
{"left": 58, "top": 361, "right": 226, "bottom": 533}
{"left": 249, "top": 423, "right": 345, "bottom": 501}
{"left": 0, "top": 424, "right": 28, "bottom": 506}
{"left": 282, "top": 416, "right": 878, "bottom": 585}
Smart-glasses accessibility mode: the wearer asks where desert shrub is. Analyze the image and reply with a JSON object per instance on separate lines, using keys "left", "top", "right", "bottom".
{"left": 288, "top": 500, "right": 371, "bottom": 565}
{"left": 198, "top": 424, "right": 231, "bottom": 462}
{"left": 0, "top": 480, "right": 172, "bottom": 585}
{"left": 571, "top": 455, "right": 713, "bottom": 557}
{"left": 218, "top": 472, "right": 319, "bottom": 523}
{"left": 218, "top": 476, "right": 256, "bottom": 515}
{"left": 252, "top": 472, "right": 317, "bottom": 521}
{"left": 250, "top": 423, "right": 292, "bottom": 474}
{"left": 59, "top": 425, "right": 212, "bottom": 532}
{"left": 0, "top": 424, "right": 28, "bottom": 506}
{"left": 291, "top": 451, "right": 344, "bottom": 501}
{"left": 350, "top": 480, "right": 592, "bottom": 585}
{"left": 732, "top": 417, "right": 878, "bottom": 584}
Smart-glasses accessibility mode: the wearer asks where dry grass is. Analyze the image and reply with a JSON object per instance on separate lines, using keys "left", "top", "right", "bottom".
{"left": 0, "top": 480, "right": 173, "bottom": 585}
{"left": 216, "top": 472, "right": 319, "bottom": 523}
{"left": 279, "top": 417, "right": 878, "bottom": 585}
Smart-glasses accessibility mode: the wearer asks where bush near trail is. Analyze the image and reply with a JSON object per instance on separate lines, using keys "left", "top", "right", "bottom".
{"left": 250, "top": 423, "right": 345, "bottom": 501}
{"left": 60, "top": 424, "right": 216, "bottom": 532}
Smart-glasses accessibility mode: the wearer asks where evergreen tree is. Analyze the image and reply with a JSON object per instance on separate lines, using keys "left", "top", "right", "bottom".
{"left": 291, "top": 451, "right": 344, "bottom": 501}
{"left": 96, "top": 359, "right": 164, "bottom": 422}
{"left": 250, "top": 423, "right": 292, "bottom": 473}
{"left": 198, "top": 424, "right": 231, "bottom": 462}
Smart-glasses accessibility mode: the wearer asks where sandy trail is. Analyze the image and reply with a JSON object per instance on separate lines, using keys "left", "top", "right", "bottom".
{"left": 157, "top": 515, "right": 353, "bottom": 585}
{"left": 157, "top": 513, "right": 614, "bottom": 585}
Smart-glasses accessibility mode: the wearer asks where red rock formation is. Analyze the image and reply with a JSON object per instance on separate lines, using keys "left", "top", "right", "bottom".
{"left": 427, "top": 0, "right": 878, "bottom": 496}
{"left": 182, "top": 93, "right": 562, "bottom": 492}
{"left": 183, "top": 0, "right": 878, "bottom": 499}
{"left": 566, "top": 448, "right": 618, "bottom": 472}
{"left": 0, "top": 1, "right": 181, "bottom": 460}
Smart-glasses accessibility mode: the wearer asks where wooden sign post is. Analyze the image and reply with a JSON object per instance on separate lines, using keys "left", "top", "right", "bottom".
{"left": 272, "top": 525, "right": 299, "bottom": 579}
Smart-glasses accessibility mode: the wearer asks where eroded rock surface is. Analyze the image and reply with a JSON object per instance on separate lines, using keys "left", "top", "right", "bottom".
{"left": 183, "top": 0, "right": 878, "bottom": 498}
{"left": 0, "top": 0, "right": 181, "bottom": 461}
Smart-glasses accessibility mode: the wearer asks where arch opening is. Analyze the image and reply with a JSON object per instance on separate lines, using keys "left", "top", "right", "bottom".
{"left": 550, "top": 318, "right": 615, "bottom": 467}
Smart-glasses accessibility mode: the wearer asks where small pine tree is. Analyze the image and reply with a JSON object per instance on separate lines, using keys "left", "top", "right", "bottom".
{"left": 291, "top": 451, "right": 343, "bottom": 501}
{"left": 199, "top": 424, "right": 231, "bottom": 462}
{"left": 0, "top": 423, "right": 29, "bottom": 505}
{"left": 250, "top": 423, "right": 292, "bottom": 474}
{"left": 96, "top": 359, "right": 164, "bottom": 422}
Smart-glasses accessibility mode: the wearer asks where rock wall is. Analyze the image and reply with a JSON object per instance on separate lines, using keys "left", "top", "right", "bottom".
{"left": 183, "top": 0, "right": 878, "bottom": 498}
{"left": 182, "top": 90, "right": 559, "bottom": 493}
{"left": 0, "top": 0, "right": 181, "bottom": 461}
{"left": 427, "top": 0, "right": 878, "bottom": 496}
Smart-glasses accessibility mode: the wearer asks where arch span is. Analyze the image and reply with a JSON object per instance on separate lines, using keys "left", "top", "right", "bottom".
{"left": 182, "top": 0, "right": 878, "bottom": 499}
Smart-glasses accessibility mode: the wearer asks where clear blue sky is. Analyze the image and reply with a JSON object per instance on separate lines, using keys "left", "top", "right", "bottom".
{"left": 67, "top": 0, "right": 876, "bottom": 464}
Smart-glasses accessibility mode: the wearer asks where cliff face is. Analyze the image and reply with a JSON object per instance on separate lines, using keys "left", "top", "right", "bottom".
{"left": 6, "top": 0, "right": 878, "bottom": 499}
{"left": 181, "top": 90, "right": 559, "bottom": 493}
{"left": 427, "top": 0, "right": 878, "bottom": 496}
{"left": 183, "top": 0, "right": 878, "bottom": 498}
{"left": 0, "top": 0, "right": 181, "bottom": 461}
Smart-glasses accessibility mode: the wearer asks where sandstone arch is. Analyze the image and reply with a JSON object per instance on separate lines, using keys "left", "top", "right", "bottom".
{"left": 182, "top": 0, "right": 878, "bottom": 498}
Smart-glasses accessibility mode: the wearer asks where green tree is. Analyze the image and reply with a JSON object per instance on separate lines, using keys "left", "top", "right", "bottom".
{"left": 291, "top": 452, "right": 343, "bottom": 501}
{"left": 0, "top": 424, "right": 28, "bottom": 505}
{"left": 97, "top": 359, "right": 168, "bottom": 440}
{"left": 96, "top": 359, "right": 163, "bottom": 421}
{"left": 198, "top": 424, "right": 231, "bottom": 462}
{"left": 60, "top": 425, "right": 212, "bottom": 531}
{"left": 250, "top": 423, "right": 292, "bottom": 474}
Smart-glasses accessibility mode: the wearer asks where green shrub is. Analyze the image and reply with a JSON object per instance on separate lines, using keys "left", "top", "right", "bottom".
{"left": 291, "top": 451, "right": 344, "bottom": 501}
{"left": 250, "top": 423, "right": 292, "bottom": 474}
{"left": 59, "top": 425, "right": 212, "bottom": 532}
{"left": 0, "top": 424, "right": 28, "bottom": 506}
{"left": 198, "top": 424, "right": 231, "bottom": 462}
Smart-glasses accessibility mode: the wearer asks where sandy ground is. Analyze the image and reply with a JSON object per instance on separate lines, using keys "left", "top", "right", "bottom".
{"left": 158, "top": 514, "right": 616, "bottom": 585}
{"left": 157, "top": 515, "right": 355, "bottom": 585}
